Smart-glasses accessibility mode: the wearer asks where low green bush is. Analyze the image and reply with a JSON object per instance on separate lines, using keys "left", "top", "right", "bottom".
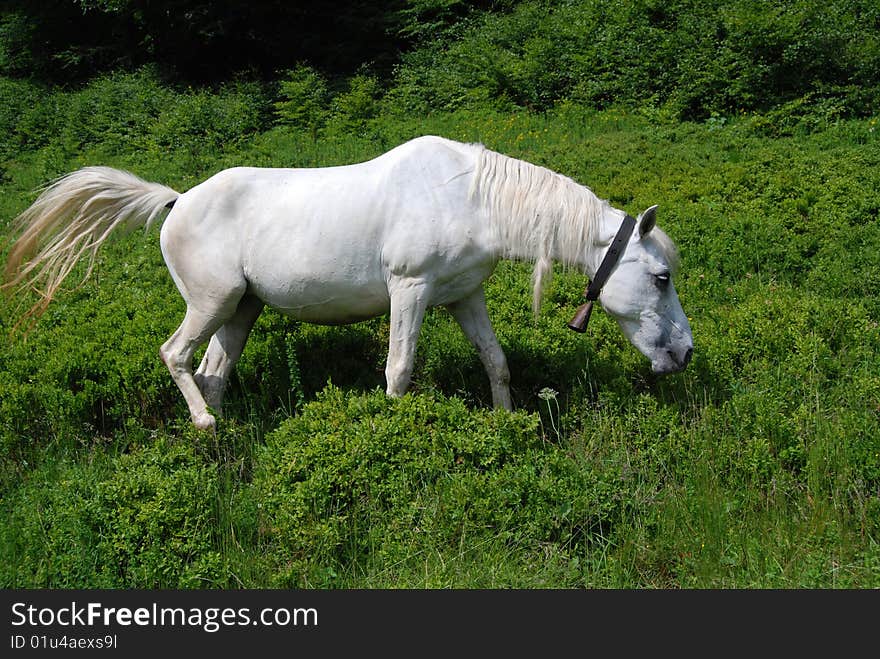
{"left": 1, "top": 434, "right": 229, "bottom": 588}
{"left": 245, "top": 386, "right": 631, "bottom": 587}
{"left": 274, "top": 64, "right": 330, "bottom": 134}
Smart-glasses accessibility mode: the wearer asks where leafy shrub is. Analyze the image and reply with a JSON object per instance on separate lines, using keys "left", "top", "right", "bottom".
{"left": 389, "top": 0, "right": 880, "bottom": 120}
{"left": 0, "top": 77, "right": 59, "bottom": 159}
{"left": 0, "top": 436, "right": 229, "bottom": 588}
{"left": 148, "top": 83, "right": 271, "bottom": 157}
{"left": 246, "top": 386, "right": 625, "bottom": 586}
{"left": 326, "top": 73, "right": 382, "bottom": 136}
{"left": 274, "top": 65, "right": 330, "bottom": 134}
{"left": 58, "top": 70, "right": 175, "bottom": 154}
{"left": 0, "top": 69, "right": 273, "bottom": 176}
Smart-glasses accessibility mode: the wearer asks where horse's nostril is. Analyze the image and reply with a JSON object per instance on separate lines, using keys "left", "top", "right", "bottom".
{"left": 682, "top": 347, "right": 693, "bottom": 366}
{"left": 667, "top": 347, "right": 693, "bottom": 369}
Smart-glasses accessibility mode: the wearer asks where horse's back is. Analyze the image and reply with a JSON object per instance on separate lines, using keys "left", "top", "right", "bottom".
{"left": 169, "top": 135, "right": 479, "bottom": 228}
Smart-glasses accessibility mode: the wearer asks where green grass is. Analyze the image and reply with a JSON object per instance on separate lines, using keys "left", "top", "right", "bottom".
{"left": 1, "top": 74, "right": 878, "bottom": 588}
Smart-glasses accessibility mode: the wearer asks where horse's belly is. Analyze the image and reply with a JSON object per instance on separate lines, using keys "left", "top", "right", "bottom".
{"left": 250, "top": 275, "right": 390, "bottom": 325}
{"left": 277, "top": 296, "right": 390, "bottom": 325}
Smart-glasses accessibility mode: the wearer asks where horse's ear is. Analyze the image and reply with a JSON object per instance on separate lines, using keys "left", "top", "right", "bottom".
{"left": 638, "top": 205, "right": 658, "bottom": 238}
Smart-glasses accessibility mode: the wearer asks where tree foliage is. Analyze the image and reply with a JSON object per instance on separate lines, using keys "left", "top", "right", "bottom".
{"left": 390, "top": 0, "right": 880, "bottom": 119}
{"left": 2, "top": 0, "right": 878, "bottom": 121}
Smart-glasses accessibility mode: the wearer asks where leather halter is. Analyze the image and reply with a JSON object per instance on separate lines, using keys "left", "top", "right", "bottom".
{"left": 567, "top": 213, "right": 637, "bottom": 333}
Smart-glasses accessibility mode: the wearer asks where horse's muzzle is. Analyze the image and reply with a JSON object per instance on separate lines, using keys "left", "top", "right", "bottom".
{"left": 653, "top": 346, "right": 693, "bottom": 374}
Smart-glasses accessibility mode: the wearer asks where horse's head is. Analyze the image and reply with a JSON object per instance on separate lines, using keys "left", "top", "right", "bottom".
{"left": 592, "top": 205, "right": 693, "bottom": 374}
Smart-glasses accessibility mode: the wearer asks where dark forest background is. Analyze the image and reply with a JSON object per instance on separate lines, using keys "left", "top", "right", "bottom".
{"left": 2, "top": 1, "right": 878, "bottom": 120}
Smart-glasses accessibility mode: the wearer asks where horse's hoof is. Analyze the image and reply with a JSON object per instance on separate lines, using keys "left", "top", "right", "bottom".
{"left": 193, "top": 411, "right": 216, "bottom": 431}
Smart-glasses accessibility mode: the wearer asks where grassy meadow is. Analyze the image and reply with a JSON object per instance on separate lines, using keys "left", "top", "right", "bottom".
{"left": 0, "top": 70, "right": 878, "bottom": 588}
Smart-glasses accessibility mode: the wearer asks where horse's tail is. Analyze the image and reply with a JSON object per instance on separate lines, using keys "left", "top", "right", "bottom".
{"left": 2, "top": 166, "right": 180, "bottom": 330}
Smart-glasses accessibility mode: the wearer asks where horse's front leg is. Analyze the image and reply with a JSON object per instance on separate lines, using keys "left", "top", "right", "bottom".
{"left": 446, "top": 286, "right": 512, "bottom": 411}
{"left": 385, "top": 276, "right": 430, "bottom": 398}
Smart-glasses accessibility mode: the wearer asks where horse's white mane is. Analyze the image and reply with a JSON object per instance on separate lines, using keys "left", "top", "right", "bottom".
{"left": 468, "top": 143, "right": 608, "bottom": 315}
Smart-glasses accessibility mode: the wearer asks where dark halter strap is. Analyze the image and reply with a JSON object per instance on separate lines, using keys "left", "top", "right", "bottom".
{"left": 567, "top": 213, "right": 637, "bottom": 333}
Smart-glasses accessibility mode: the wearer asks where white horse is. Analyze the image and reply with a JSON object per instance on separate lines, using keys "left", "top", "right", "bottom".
{"left": 3, "top": 136, "right": 693, "bottom": 430}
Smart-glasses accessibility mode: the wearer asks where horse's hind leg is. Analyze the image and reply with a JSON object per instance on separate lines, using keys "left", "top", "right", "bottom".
{"left": 160, "top": 306, "right": 233, "bottom": 431}
{"left": 194, "top": 295, "right": 264, "bottom": 413}
{"left": 446, "top": 286, "right": 512, "bottom": 410}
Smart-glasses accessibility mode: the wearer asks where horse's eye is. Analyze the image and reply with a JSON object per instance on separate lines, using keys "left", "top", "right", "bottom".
{"left": 654, "top": 272, "right": 671, "bottom": 288}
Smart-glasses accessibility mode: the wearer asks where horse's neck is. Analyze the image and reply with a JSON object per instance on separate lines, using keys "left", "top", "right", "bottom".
{"left": 488, "top": 197, "right": 612, "bottom": 278}
{"left": 477, "top": 150, "right": 609, "bottom": 275}
{"left": 578, "top": 214, "right": 617, "bottom": 278}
